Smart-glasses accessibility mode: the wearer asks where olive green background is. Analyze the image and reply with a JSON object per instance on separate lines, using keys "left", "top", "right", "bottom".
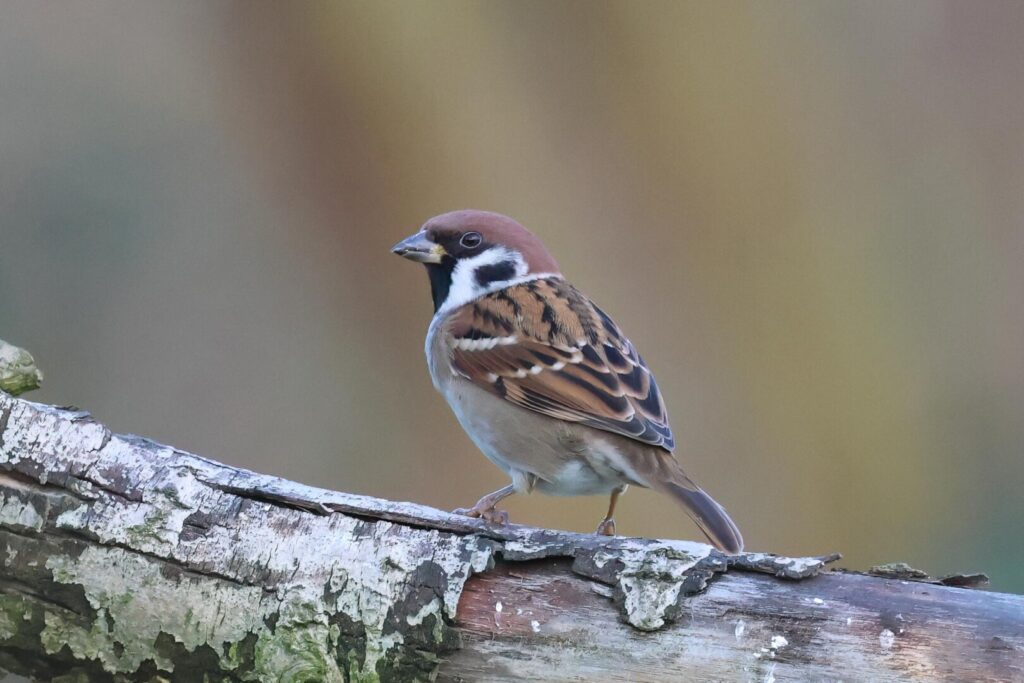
{"left": 2, "top": 1, "right": 1021, "bottom": 594}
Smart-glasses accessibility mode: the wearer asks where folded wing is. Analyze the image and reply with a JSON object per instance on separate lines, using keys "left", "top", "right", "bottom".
{"left": 447, "top": 277, "right": 675, "bottom": 451}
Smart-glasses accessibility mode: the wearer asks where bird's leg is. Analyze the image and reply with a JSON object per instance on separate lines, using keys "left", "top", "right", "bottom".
{"left": 595, "top": 485, "right": 628, "bottom": 536}
{"left": 454, "top": 484, "right": 515, "bottom": 526}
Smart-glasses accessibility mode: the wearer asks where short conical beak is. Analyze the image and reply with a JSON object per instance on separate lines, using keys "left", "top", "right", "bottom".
{"left": 391, "top": 231, "right": 445, "bottom": 264}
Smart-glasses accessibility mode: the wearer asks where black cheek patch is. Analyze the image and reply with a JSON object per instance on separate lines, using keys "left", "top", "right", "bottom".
{"left": 474, "top": 260, "right": 517, "bottom": 287}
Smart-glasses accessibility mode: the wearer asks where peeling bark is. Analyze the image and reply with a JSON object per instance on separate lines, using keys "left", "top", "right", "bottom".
{"left": 0, "top": 392, "right": 1020, "bottom": 682}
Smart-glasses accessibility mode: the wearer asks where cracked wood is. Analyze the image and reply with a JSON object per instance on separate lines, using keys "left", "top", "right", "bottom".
{"left": 0, "top": 392, "right": 1021, "bottom": 682}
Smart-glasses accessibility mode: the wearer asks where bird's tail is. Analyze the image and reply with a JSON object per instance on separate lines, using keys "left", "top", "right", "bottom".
{"left": 646, "top": 459, "right": 744, "bottom": 554}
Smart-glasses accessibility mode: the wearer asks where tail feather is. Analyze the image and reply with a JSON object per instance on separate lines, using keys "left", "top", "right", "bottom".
{"left": 660, "top": 479, "right": 744, "bottom": 554}
{"left": 625, "top": 447, "right": 745, "bottom": 553}
{"left": 643, "top": 456, "right": 749, "bottom": 552}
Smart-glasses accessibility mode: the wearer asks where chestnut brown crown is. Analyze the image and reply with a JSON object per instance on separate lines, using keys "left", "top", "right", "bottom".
{"left": 411, "top": 210, "right": 562, "bottom": 275}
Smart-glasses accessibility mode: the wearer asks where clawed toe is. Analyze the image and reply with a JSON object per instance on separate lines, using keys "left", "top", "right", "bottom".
{"left": 481, "top": 508, "right": 509, "bottom": 525}
{"left": 595, "top": 518, "right": 617, "bottom": 536}
{"left": 454, "top": 506, "right": 510, "bottom": 526}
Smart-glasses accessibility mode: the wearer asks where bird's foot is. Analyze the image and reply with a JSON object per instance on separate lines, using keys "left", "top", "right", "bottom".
{"left": 595, "top": 517, "right": 617, "bottom": 536}
{"left": 454, "top": 505, "right": 510, "bottom": 526}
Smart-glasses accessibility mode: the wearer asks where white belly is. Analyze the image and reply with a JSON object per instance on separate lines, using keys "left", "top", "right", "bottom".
{"left": 440, "top": 375, "right": 630, "bottom": 496}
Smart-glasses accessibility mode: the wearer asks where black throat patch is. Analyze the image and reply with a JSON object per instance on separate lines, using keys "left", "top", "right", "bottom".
{"left": 425, "top": 258, "right": 456, "bottom": 312}
{"left": 474, "top": 260, "right": 517, "bottom": 288}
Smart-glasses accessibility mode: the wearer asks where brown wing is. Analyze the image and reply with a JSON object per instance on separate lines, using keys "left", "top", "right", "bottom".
{"left": 447, "top": 277, "right": 675, "bottom": 451}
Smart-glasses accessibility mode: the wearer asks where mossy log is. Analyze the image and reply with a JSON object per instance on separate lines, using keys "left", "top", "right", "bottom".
{"left": 0, "top": 392, "right": 1021, "bottom": 681}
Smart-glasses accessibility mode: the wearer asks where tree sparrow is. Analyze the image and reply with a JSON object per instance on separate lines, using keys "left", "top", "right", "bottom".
{"left": 392, "top": 210, "right": 744, "bottom": 553}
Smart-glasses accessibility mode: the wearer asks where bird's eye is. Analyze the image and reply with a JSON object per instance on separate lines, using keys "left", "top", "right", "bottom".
{"left": 460, "top": 231, "right": 483, "bottom": 249}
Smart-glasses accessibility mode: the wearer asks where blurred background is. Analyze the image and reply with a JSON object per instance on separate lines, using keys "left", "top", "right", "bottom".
{"left": 1, "top": 1, "right": 1021, "bottom": 594}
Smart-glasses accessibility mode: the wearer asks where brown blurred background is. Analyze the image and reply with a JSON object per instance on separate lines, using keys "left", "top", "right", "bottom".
{"left": 1, "top": 1, "right": 1021, "bottom": 593}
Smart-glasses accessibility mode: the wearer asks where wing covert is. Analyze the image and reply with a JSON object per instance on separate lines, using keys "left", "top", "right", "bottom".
{"left": 447, "top": 277, "right": 675, "bottom": 451}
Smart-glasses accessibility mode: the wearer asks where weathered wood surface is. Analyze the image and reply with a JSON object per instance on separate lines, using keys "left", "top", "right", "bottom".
{"left": 0, "top": 391, "right": 1020, "bottom": 682}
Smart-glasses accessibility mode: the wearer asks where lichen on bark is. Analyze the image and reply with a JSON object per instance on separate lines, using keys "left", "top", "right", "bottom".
{"left": 0, "top": 395, "right": 500, "bottom": 680}
{"left": 0, "top": 341, "right": 42, "bottom": 397}
{"left": 0, "top": 391, "right": 846, "bottom": 681}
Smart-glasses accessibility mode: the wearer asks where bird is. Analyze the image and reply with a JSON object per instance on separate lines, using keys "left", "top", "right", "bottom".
{"left": 391, "top": 210, "right": 744, "bottom": 553}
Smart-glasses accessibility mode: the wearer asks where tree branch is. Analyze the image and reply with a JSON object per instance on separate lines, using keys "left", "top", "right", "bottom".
{"left": 0, "top": 391, "right": 1020, "bottom": 682}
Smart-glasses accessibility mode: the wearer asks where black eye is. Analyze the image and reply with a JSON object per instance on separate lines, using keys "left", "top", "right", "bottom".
{"left": 460, "top": 231, "right": 483, "bottom": 249}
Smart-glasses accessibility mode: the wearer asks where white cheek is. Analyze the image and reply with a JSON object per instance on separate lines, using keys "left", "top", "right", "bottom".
{"left": 444, "top": 261, "right": 481, "bottom": 313}
{"left": 437, "top": 247, "right": 534, "bottom": 315}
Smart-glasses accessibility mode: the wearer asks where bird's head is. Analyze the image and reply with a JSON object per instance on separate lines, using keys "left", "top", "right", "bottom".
{"left": 392, "top": 210, "right": 561, "bottom": 313}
